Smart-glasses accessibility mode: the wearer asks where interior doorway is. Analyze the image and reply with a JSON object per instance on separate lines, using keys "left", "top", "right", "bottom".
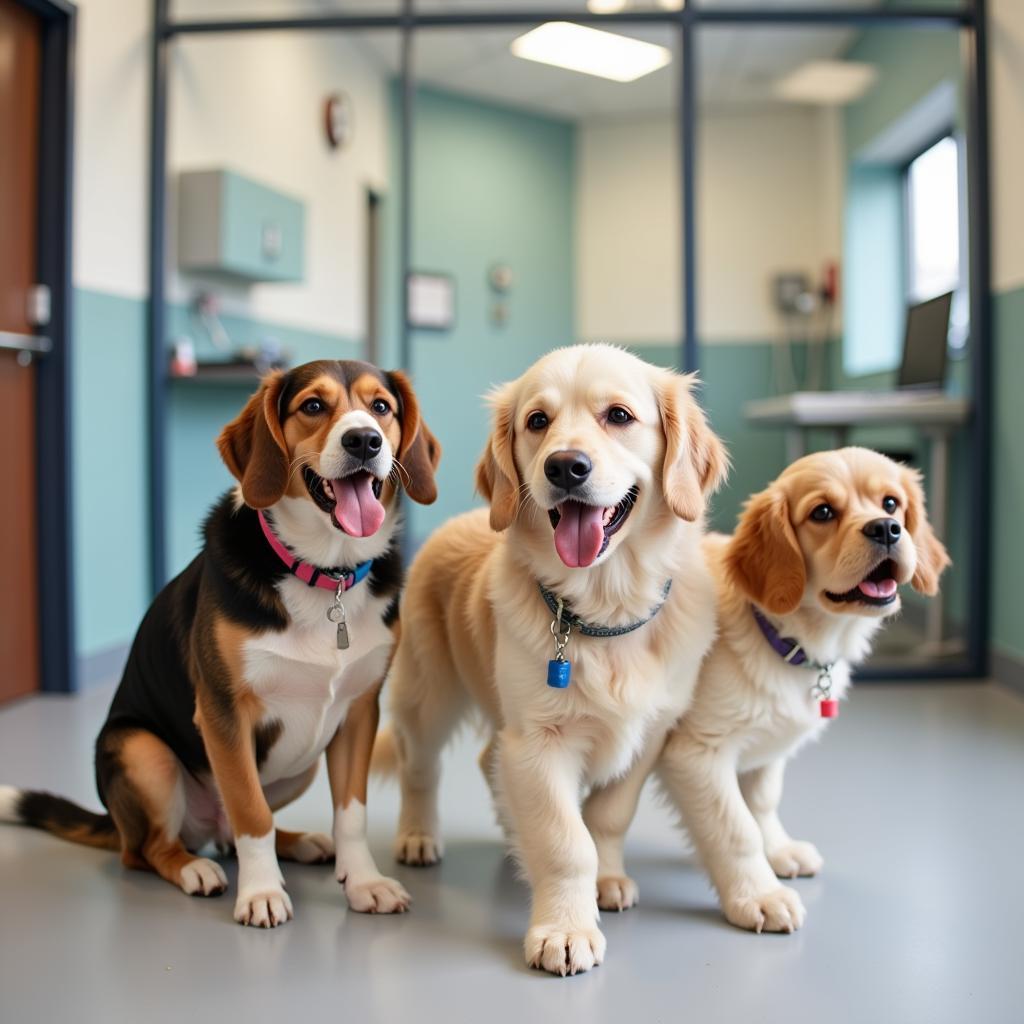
{"left": 0, "top": 0, "right": 75, "bottom": 700}
{"left": 0, "top": 0, "right": 43, "bottom": 702}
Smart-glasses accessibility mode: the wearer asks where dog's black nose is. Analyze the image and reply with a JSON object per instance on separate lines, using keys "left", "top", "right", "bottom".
{"left": 341, "top": 427, "right": 383, "bottom": 462}
{"left": 863, "top": 517, "right": 902, "bottom": 548}
{"left": 544, "top": 450, "right": 592, "bottom": 491}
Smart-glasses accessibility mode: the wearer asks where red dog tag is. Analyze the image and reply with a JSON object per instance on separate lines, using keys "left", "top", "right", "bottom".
{"left": 820, "top": 698, "right": 839, "bottom": 718}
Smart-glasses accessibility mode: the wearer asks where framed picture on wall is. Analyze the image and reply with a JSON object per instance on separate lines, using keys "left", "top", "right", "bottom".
{"left": 407, "top": 272, "right": 455, "bottom": 330}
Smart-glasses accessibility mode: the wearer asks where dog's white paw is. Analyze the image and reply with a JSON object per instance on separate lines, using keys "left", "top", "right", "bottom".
{"left": 722, "top": 884, "right": 805, "bottom": 934}
{"left": 596, "top": 874, "right": 638, "bottom": 912}
{"left": 343, "top": 874, "right": 411, "bottom": 914}
{"left": 234, "top": 887, "right": 293, "bottom": 928}
{"left": 767, "top": 840, "right": 823, "bottom": 879}
{"left": 179, "top": 857, "right": 228, "bottom": 897}
{"left": 525, "top": 923, "right": 607, "bottom": 976}
{"left": 394, "top": 830, "right": 443, "bottom": 866}
{"left": 286, "top": 832, "right": 335, "bottom": 864}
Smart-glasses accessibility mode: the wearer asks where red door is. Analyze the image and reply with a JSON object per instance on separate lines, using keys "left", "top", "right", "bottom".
{"left": 0, "top": 0, "right": 42, "bottom": 702}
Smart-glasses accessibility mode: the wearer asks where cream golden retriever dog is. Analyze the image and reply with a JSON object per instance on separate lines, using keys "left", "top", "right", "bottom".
{"left": 378, "top": 344, "right": 727, "bottom": 975}
{"left": 586, "top": 447, "right": 950, "bottom": 934}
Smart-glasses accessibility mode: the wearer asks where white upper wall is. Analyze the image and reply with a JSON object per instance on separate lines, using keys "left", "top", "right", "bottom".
{"left": 167, "top": 32, "right": 391, "bottom": 339}
{"left": 991, "top": 0, "right": 1024, "bottom": 293}
{"left": 576, "top": 117, "right": 680, "bottom": 345}
{"left": 576, "top": 106, "right": 843, "bottom": 345}
{"left": 72, "top": 0, "right": 150, "bottom": 298}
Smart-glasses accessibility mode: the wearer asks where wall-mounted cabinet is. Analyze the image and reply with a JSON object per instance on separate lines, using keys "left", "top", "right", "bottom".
{"left": 177, "top": 169, "right": 305, "bottom": 283}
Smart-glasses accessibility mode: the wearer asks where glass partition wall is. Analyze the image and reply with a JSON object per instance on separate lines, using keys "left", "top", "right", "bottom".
{"left": 407, "top": 21, "right": 679, "bottom": 540}
{"left": 150, "top": 0, "right": 987, "bottom": 678}
{"left": 696, "top": 22, "right": 976, "bottom": 672}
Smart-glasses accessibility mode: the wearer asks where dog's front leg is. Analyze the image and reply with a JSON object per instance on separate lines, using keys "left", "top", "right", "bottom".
{"left": 583, "top": 731, "right": 666, "bottom": 912}
{"left": 194, "top": 692, "right": 292, "bottom": 928}
{"left": 498, "top": 726, "right": 605, "bottom": 976}
{"left": 658, "top": 734, "right": 805, "bottom": 934}
{"left": 326, "top": 683, "right": 411, "bottom": 914}
{"left": 739, "top": 758, "right": 823, "bottom": 879}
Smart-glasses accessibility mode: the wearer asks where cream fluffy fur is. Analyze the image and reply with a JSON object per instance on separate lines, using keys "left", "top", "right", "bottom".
{"left": 587, "top": 447, "right": 950, "bottom": 934}
{"left": 381, "top": 344, "right": 728, "bottom": 975}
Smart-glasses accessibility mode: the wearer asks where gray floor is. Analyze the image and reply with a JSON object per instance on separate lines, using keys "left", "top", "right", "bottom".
{"left": 1, "top": 683, "right": 1023, "bottom": 1024}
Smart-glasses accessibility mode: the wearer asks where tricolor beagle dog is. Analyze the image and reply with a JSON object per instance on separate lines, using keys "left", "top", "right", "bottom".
{"left": 0, "top": 359, "right": 439, "bottom": 927}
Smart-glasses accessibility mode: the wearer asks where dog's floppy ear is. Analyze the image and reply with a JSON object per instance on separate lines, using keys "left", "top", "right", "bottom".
{"left": 657, "top": 372, "right": 729, "bottom": 522}
{"left": 474, "top": 381, "right": 520, "bottom": 532}
{"left": 726, "top": 488, "right": 806, "bottom": 615}
{"left": 387, "top": 370, "right": 441, "bottom": 506}
{"left": 217, "top": 371, "right": 290, "bottom": 509}
{"left": 901, "top": 466, "right": 951, "bottom": 596}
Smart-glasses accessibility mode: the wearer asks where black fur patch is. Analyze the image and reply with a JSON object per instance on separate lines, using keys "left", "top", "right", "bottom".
{"left": 255, "top": 719, "right": 284, "bottom": 769}
{"left": 369, "top": 544, "right": 404, "bottom": 603}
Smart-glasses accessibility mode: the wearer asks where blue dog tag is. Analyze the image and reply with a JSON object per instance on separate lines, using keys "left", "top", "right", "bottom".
{"left": 547, "top": 658, "right": 572, "bottom": 689}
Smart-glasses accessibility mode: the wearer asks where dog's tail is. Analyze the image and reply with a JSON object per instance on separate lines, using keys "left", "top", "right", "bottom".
{"left": 0, "top": 785, "right": 120, "bottom": 851}
{"left": 370, "top": 725, "right": 398, "bottom": 778}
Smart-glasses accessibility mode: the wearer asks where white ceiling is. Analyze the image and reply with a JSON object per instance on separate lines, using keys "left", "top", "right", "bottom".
{"left": 171, "top": 0, "right": 881, "bottom": 119}
{"left": 358, "top": 22, "right": 859, "bottom": 119}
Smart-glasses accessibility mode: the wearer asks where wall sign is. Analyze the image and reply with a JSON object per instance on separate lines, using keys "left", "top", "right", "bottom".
{"left": 407, "top": 272, "right": 455, "bottom": 330}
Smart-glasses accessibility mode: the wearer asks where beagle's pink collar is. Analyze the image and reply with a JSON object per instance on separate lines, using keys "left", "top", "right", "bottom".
{"left": 257, "top": 510, "right": 373, "bottom": 592}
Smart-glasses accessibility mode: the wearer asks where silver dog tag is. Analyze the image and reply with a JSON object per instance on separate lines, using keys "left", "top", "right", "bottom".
{"left": 336, "top": 620, "right": 350, "bottom": 651}
{"left": 327, "top": 587, "right": 350, "bottom": 651}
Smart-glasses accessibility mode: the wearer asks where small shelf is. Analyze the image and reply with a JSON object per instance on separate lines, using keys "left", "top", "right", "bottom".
{"left": 169, "top": 361, "right": 284, "bottom": 386}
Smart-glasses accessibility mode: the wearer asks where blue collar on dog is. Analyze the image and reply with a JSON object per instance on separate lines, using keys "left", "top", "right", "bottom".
{"left": 538, "top": 579, "right": 672, "bottom": 639}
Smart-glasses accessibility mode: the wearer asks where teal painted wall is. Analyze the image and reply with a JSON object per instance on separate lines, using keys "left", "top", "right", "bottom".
{"left": 72, "top": 289, "right": 150, "bottom": 658}
{"left": 992, "top": 285, "right": 1024, "bottom": 661}
{"left": 391, "top": 87, "right": 576, "bottom": 540}
{"left": 843, "top": 167, "right": 905, "bottom": 376}
{"left": 629, "top": 342, "right": 832, "bottom": 535}
{"left": 844, "top": 27, "right": 961, "bottom": 158}
{"left": 842, "top": 25, "right": 961, "bottom": 377}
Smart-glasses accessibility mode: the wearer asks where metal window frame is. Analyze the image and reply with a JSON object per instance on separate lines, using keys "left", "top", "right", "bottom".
{"left": 149, "top": 0, "right": 991, "bottom": 680}
{"left": 16, "top": 0, "right": 77, "bottom": 693}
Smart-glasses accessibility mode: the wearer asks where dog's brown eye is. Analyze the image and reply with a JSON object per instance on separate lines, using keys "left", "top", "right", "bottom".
{"left": 370, "top": 398, "right": 391, "bottom": 416}
{"left": 608, "top": 406, "right": 634, "bottom": 425}
{"left": 882, "top": 496, "right": 898, "bottom": 514}
{"left": 300, "top": 398, "right": 325, "bottom": 415}
{"left": 810, "top": 504, "right": 835, "bottom": 523}
{"left": 527, "top": 411, "right": 549, "bottom": 431}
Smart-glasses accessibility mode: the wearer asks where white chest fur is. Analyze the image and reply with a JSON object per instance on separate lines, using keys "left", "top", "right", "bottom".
{"left": 242, "top": 576, "right": 393, "bottom": 785}
{"left": 734, "top": 660, "right": 851, "bottom": 772}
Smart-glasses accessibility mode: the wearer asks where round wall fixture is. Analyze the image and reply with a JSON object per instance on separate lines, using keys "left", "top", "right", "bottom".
{"left": 324, "top": 92, "right": 355, "bottom": 150}
{"left": 489, "top": 263, "right": 513, "bottom": 293}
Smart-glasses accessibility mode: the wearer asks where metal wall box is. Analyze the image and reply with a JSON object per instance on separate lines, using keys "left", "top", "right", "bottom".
{"left": 177, "top": 169, "right": 305, "bottom": 283}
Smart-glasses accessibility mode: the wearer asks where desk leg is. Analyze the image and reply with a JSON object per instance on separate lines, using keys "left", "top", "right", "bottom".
{"left": 925, "top": 431, "right": 949, "bottom": 650}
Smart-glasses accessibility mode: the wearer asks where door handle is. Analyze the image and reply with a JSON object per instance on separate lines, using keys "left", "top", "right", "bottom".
{"left": 0, "top": 331, "right": 52, "bottom": 365}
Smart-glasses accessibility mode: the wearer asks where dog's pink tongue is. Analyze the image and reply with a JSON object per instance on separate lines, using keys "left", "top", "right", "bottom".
{"left": 553, "top": 501, "right": 605, "bottom": 568}
{"left": 331, "top": 474, "right": 385, "bottom": 538}
{"left": 858, "top": 578, "right": 898, "bottom": 599}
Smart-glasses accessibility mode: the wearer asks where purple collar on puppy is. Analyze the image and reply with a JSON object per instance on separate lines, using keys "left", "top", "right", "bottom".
{"left": 751, "top": 606, "right": 809, "bottom": 665}
{"left": 751, "top": 606, "right": 840, "bottom": 719}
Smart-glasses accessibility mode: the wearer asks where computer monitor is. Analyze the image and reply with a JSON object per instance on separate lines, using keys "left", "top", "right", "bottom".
{"left": 898, "top": 291, "right": 953, "bottom": 390}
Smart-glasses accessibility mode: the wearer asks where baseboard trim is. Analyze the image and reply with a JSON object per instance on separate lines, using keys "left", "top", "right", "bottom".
{"left": 991, "top": 647, "right": 1024, "bottom": 697}
{"left": 78, "top": 643, "right": 129, "bottom": 691}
